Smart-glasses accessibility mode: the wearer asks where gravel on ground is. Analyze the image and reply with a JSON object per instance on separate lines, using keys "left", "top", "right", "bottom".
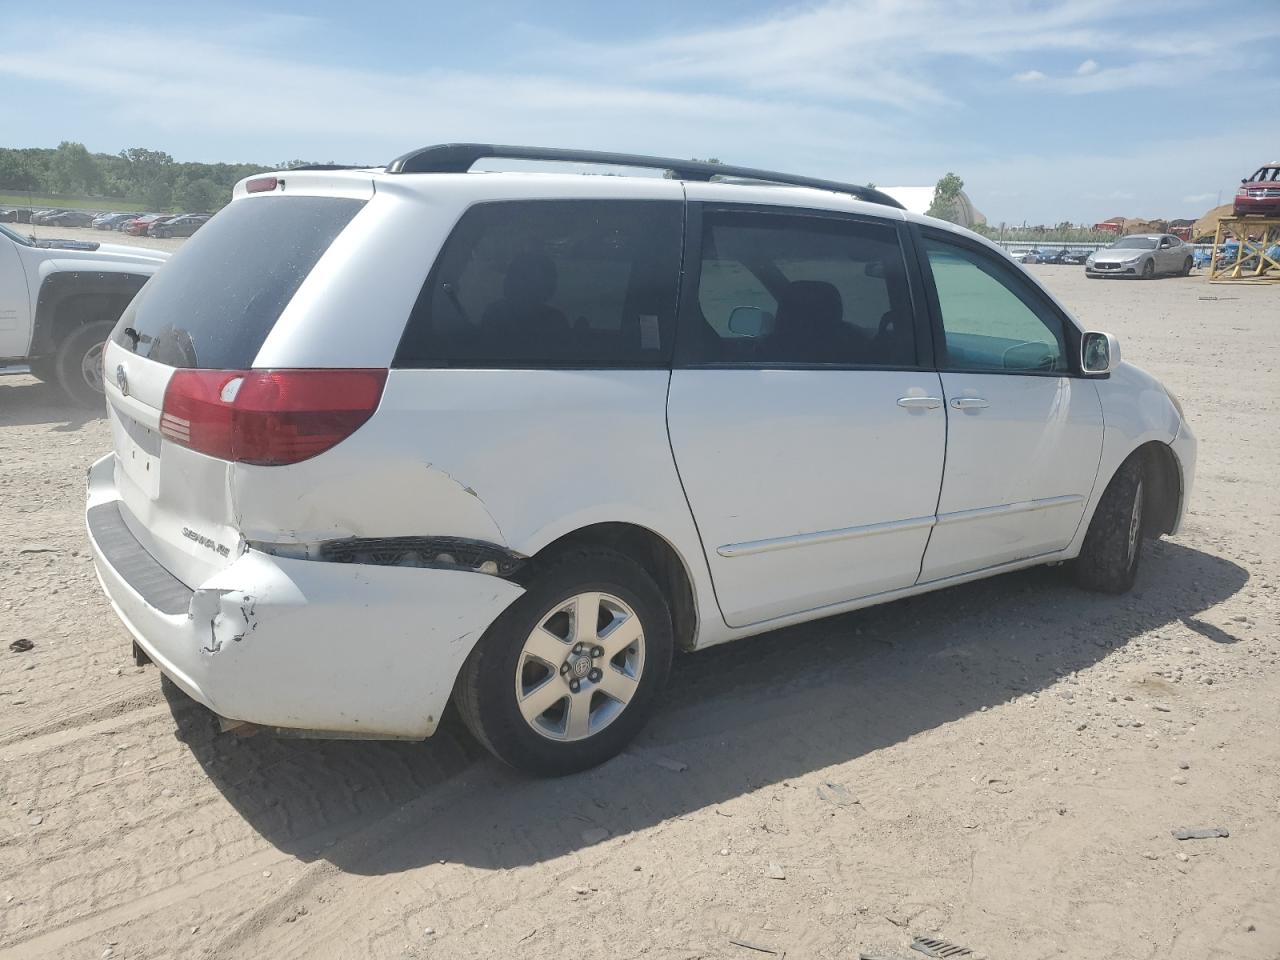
{"left": 1, "top": 266, "right": 1277, "bottom": 960}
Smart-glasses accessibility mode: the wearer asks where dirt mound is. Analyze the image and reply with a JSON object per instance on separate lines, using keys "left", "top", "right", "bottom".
{"left": 1124, "top": 218, "right": 1168, "bottom": 234}
{"left": 1101, "top": 216, "right": 1168, "bottom": 235}
{"left": 1194, "top": 203, "right": 1236, "bottom": 241}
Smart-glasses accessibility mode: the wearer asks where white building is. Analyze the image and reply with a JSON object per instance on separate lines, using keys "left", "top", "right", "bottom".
{"left": 880, "top": 186, "right": 986, "bottom": 228}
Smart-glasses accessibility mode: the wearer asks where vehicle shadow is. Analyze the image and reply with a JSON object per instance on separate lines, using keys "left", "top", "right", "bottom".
{"left": 0, "top": 378, "right": 102, "bottom": 430}
{"left": 166, "top": 537, "right": 1247, "bottom": 876}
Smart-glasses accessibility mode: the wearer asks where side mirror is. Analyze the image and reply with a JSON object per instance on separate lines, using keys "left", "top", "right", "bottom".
{"left": 1081, "top": 331, "right": 1120, "bottom": 374}
{"left": 727, "top": 305, "right": 775, "bottom": 338}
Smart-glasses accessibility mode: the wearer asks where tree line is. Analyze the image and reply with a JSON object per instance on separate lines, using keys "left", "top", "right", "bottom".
{"left": 0, "top": 142, "right": 303, "bottom": 212}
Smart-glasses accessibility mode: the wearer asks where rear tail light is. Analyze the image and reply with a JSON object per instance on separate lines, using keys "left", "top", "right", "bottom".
{"left": 160, "top": 369, "right": 387, "bottom": 465}
{"left": 246, "top": 176, "right": 280, "bottom": 194}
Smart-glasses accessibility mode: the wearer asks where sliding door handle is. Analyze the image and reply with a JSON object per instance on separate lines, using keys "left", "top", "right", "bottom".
{"left": 897, "top": 396, "right": 943, "bottom": 410}
{"left": 949, "top": 397, "right": 990, "bottom": 410}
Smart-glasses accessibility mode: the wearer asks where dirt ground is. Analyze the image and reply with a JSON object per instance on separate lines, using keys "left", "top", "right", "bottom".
{"left": 1, "top": 266, "right": 1278, "bottom": 960}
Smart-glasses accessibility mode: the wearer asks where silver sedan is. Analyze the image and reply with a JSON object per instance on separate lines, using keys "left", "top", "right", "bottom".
{"left": 1086, "top": 234, "right": 1194, "bottom": 279}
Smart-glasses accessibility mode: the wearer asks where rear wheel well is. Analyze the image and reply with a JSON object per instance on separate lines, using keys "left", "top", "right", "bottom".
{"left": 30, "top": 272, "right": 148, "bottom": 357}
{"left": 527, "top": 523, "right": 697, "bottom": 651}
{"left": 51, "top": 292, "right": 129, "bottom": 348}
{"left": 1135, "top": 441, "right": 1180, "bottom": 537}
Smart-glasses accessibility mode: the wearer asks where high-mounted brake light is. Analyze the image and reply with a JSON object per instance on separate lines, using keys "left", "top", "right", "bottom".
{"left": 160, "top": 369, "right": 387, "bottom": 465}
{"left": 246, "top": 176, "right": 280, "bottom": 194}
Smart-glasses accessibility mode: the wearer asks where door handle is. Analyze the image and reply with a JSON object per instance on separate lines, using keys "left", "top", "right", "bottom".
{"left": 897, "top": 396, "right": 942, "bottom": 410}
{"left": 949, "top": 397, "right": 990, "bottom": 410}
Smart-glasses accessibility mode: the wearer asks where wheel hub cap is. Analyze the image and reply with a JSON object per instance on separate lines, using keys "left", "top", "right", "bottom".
{"left": 514, "top": 591, "right": 645, "bottom": 742}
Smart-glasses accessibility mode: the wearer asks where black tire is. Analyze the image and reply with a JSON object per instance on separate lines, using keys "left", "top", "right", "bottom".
{"left": 53, "top": 320, "right": 114, "bottom": 407}
{"left": 1072, "top": 456, "right": 1145, "bottom": 593}
{"left": 1182, "top": 257, "right": 1193, "bottom": 276}
{"left": 455, "top": 548, "right": 674, "bottom": 776}
{"left": 1141, "top": 258, "right": 1155, "bottom": 279}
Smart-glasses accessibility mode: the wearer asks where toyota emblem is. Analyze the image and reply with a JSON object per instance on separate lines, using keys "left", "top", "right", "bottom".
{"left": 116, "top": 364, "right": 129, "bottom": 397}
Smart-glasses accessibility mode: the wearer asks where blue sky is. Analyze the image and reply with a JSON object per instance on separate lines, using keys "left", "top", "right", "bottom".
{"left": 2, "top": 0, "right": 1277, "bottom": 224}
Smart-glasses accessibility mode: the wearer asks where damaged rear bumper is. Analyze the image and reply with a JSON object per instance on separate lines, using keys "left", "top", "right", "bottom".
{"left": 85, "top": 454, "right": 524, "bottom": 738}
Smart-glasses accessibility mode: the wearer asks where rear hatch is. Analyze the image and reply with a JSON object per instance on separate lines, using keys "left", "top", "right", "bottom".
{"left": 104, "top": 187, "right": 372, "bottom": 589}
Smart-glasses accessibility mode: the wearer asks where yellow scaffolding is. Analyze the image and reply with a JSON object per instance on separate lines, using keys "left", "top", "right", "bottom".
{"left": 1209, "top": 216, "right": 1280, "bottom": 283}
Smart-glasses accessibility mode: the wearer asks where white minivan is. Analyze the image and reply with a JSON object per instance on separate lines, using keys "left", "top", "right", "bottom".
{"left": 86, "top": 145, "right": 1196, "bottom": 775}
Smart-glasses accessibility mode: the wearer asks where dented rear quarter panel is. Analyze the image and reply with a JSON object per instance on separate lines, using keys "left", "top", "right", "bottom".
{"left": 230, "top": 367, "right": 717, "bottom": 631}
{"left": 90, "top": 452, "right": 523, "bottom": 737}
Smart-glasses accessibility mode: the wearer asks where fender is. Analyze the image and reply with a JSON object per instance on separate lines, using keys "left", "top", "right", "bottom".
{"left": 1067, "top": 361, "right": 1190, "bottom": 555}
{"left": 29, "top": 270, "right": 150, "bottom": 357}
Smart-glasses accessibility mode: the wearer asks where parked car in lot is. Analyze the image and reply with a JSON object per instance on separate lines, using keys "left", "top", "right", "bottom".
{"left": 93, "top": 212, "right": 141, "bottom": 230}
{"left": 1233, "top": 162, "right": 1280, "bottom": 217}
{"left": 123, "top": 214, "right": 166, "bottom": 236}
{"left": 1086, "top": 234, "right": 1194, "bottom": 278}
{"left": 44, "top": 210, "right": 97, "bottom": 228}
{"left": 87, "top": 144, "right": 1196, "bottom": 776}
{"left": 30, "top": 208, "right": 67, "bottom": 225}
{"left": 1042, "top": 247, "right": 1090, "bottom": 265}
{"left": 149, "top": 214, "right": 210, "bottom": 238}
{"left": 1014, "top": 247, "right": 1047, "bottom": 264}
{"left": 0, "top": 208, "right": 34, "bottom": 224}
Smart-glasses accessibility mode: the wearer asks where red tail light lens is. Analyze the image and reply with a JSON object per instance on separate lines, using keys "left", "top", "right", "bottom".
{"left": 246, "top": 176, "right": 280, "bottom": 194}
{"left": 160, "top": 369, "right": 387, "bottom": 465}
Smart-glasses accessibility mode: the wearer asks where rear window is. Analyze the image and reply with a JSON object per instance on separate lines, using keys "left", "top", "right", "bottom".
{"left": 394, "top": 200, "right": 683, "bottom": 368}
{"left": 113, "top": 196, "right": 364, "bottom": 368}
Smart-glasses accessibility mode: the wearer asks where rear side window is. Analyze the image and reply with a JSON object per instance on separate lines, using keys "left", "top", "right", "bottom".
{"left": 395, "top": 200, "right": 683, "bottom": 368}
{"left": 113, "top": 196, "right": 364, "bottom": 368}
{"left": 681, "top": 211, "right": 917, "bottom": 367}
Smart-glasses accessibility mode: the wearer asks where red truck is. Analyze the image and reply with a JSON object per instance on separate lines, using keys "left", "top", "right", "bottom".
{"left": 1234, "top": 163, "right": 1280, "bottom": 217}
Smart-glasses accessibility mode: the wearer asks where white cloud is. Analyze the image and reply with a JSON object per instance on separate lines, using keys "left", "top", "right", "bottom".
{"left": 525, "top": 0, "right": 1280, "bottom": 107}
{"left": 0, "top": 19, "right": 899, "bottom": 172}
{"left": 2, "top": 2, "right": 1277, "bottom": 224}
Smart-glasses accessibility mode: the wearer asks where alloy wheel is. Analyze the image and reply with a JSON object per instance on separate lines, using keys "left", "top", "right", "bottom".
{"left": 80, "top": 341, "right": 105, "bottom": 393}
{"left": 514, "top": 591, "right": 645, "bottom": 742}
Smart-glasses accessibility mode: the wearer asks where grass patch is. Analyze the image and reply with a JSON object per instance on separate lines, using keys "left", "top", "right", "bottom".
{"left": 0, "top": 193, "right": 152, "bottom": 213}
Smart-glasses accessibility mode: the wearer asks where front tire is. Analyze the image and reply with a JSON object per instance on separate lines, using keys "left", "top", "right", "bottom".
{"left": 1182, "top": 256, "right": 1193, "bottom": 276}
{"left": 53, "top": 321, "right": 114, "bottom": 408}
{"left": 1141, "top": 258, "right": 1155, "bottom": 279}
{"left": 1072, "top": 456, "right": 1145, "bottom": 593}
{"left": 455, "top": 548, "right": 674, "bottom": 776}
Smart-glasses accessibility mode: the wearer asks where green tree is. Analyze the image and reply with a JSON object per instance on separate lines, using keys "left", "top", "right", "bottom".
{"left": 48, "top": 141, "right": 101, "bottom": 194}
{"left": 180, "top": 177, "right": 222, "bottom": 212}
{"left": 145, "top": 179, "right": 173, "bottom": 210}
{"left": 926, "top": 172, "right": 965, "bottom": 224}
{"left": 119, "top": 147, "right": 174, "bottom": 182}
{"left": 0, "top": 151, "right": 40, "bottom": 191}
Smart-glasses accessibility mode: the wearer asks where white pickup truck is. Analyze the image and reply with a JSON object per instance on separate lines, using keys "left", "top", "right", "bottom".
{"left": 0, "top": 222, "right": 168, "bottom": 405}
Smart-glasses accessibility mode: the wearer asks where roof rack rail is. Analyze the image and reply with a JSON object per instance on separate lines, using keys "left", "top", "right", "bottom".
{"left": 283, "top": 164, "right": 371, "bottom": 172}
{"left": 385, "top": 143, "right": 903, "bottom": 210}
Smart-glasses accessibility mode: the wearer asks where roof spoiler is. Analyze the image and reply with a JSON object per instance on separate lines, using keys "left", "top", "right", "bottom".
{"left": 385, "top": 143, "right": 904, "bottom": 209}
